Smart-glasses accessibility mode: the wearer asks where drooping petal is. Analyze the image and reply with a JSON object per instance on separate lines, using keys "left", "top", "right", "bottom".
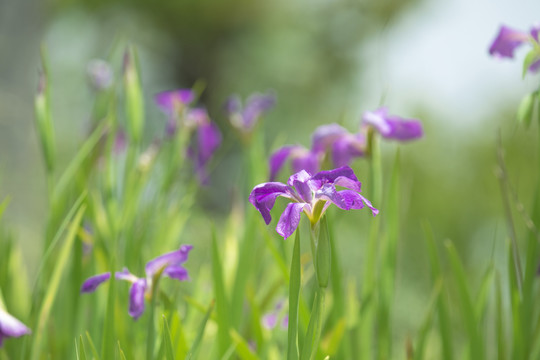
{"left": 339, "top": 190, "right": 379, "bottom": 216}
{"left": 276, "top": 202, "right": 308, "bottom": 239}
{"left": 145, "top": 245, "right": 193, "bottom": 278}
{"left": 80, "top": 272, "right": 111, "bottom": 293}
{"left": 331, "top": 133, "right": 365, "bottom": 167}
{"left": 241, "top": 92, "right": 276, "bottom": 130}
{"left": 163, "top": 265, "right": 190, "bottom": 281}
{"left": 189, "top": 120, "right": 222, "bottom": 184}
{"left": 128, "top": 278, "right": 147, "bottom": 319}
{"left": 489, "top": 25, "right": 530, "bottom": 58}
{"left": 0, "top": 308, "right": 31, "bottom": 346}
{"left": 155, "top": 89, "right": 195, "bottom": 114}
{"left": 269, "top": 146, "right": 296, "bottom": 181}
{"left": 311, "top": 123, "right": 349, "bottom": 153}
{"left": 362, "top": 107, "right": 423, "bottom": 141}
{"left": 249, "top": 182, "right": 293, "bottom": 224}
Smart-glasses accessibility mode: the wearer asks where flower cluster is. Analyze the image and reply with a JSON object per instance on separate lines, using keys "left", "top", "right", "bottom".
{"left": 250, "top": 166, "right": 378, "bottom": 239}
{"left": 0, "top": 308, "right": 31, "bottom": 347}
{"left": 81, "top": 245, "right": 192, "bottom": 319}
{"left": 489, "top": 24, "right": 540, "bottom": 72}
{"left": 155, "top": 90, "right": 221, "bottom": 183}
{"left": 269, "top": 107, "right": 422, "bottom": 181}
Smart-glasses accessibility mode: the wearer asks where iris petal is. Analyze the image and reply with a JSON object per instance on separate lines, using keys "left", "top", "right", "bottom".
{"left": 269, "top": 146, "right": 297, "bottom": 181}
{"left": 249, "top": 182, "right": 293, "bottom": 224}
{"left": 0, "top": 309, "right": 31, "bottom": 342}
{"left": 80, "top": 272, "right": 111, "bottom": 293}
{"left": 154, "top": 89, "right": 195, "bottom": 114}
{"left": 276, "top": 202, "right": 307, "bottom": 239}
{"left": 489, "top": 25, "right": 529, "bottom": 58}
{"left": 145, "top": 245, "right": 193, "bottom": 277}
{"left": 128, "top": 279, "right": 147, "bottom": 319}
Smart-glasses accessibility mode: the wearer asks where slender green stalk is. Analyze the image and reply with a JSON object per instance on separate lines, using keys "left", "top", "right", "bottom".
{"left": 287, "top": 231, "right": 302, "bottom": 360}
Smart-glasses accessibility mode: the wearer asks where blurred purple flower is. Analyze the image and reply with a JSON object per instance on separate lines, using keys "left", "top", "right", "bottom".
{"left": 81, "top": 245, "right": 192, "bottom": 319}
{"left": 489, "top": 24, "right": 540, "bottom": 72}
{"left": 185, "top": 108, "right": 222, "bottom": 184}
{"left": 155, "top": 89, "right": 197, "bottom": 136}
{"left": 87, "top": 59, "right": 114, "bottom": 91}
{"left": 0, "top": 308, "right": 31, "bottom": 347}
{"left": 114, "top": 129, "right": 127, "bottom": 154}
{"left": 261, "top": 300, "right": 288, "bottom": 330}
{"left": 269, "top": 145, "right": 319, "bottom": 181}
{"left": 155, "top": 89, "right": 196, "bottom": 116}
{"left": 269, "top": 123, "right": 367, "bottom": 181}
{"left": 362, "top": 107, "right": 423, "bottom": 141}
{"left": 250, "top": 166, "right": 378, "bottom": 239}
{"left": 224, "top": 91, "right": 276, "bottom": 133}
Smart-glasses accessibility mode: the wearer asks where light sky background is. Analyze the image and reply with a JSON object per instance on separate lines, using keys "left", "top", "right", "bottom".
{"left": 358, "top": 0, "right": 540, "bottom": 131}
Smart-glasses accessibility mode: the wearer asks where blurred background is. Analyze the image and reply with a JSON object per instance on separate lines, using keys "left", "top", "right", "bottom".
{"left": 1, "top": 0, "right": 540, "bottom": 352}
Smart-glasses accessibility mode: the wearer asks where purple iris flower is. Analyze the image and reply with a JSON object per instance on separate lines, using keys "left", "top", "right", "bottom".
{"left": 185, "top": 108, "right": 222, "bottom": 184}
{"left": 269, "top": 123, "right": 357, "bottom": 181}
{"left": 155, "top": 89, "right": 196, "bottom": 116}
{"left": 250, "top": 166, "right": 378, "bottom": 239}
{"left": 155, "top": 89, "right": 197, "bottom": 136}
{"left": 269, "top": 145, "right": 320, "bottom": 181}
{"left": 224, "top": 91, "right": 276, "bottom": 133}
{"left": 489, "top": 24, "right": 540, "bottom": 72}
{"left": 362, "top": 107, "right": 423, "bottom": 141}
{"left": 81, "top": 245, "right": 192, "bottom": 319}
{"left": 0, "top": 308, "right": 31, "bottom": 347}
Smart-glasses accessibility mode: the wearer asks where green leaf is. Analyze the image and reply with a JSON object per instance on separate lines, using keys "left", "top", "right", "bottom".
{"left": 516, "top": 93, "right": 536, "bottom": 128}
{"left": 76, "top": 335, "right": 88, "bottom": 360}
{"left": 211, "top": 226, "right": 231, "bottom": 357}
{"left": 102, "top": 256, "right": 116, "bottom": 359}
{"left": 85, "top": 331, "right": 101, "bottom": 360}
{"left": 187, "top": 300, "right": 215, "bottom": 360}
{"left": 422, "top": 221, "right": 453, "bottom": 360}
{"left": 287, "top": 231, "right": 302, "bottom": 360}
{"left": 413, "top": 279, "right": 441, "bottom": 360}
{"left": 316, "top": 216, "right": 331, "bottom": 288}
{"left": 522, "top": 49, "right": 540, "bottom": 78}
{"left": 52, "top": 121, "right": 107, "bottom": 202}
{"left": 300, "top": 288, "right": 326, "bottom": 360}
{"left": 229, "top": 330, "right": 260, "bottom": 360}
{"left": 161, "top": 315, "right": 176, "bottom": 360}
{"left": 495, "top": 273, "right": 507, "bottom": 360}
{"left": 117, "top": 341, "right": 127, "bottom": 360}
{"left": 123, "top": 46, "right": 144, "bottom": 144}
{"left": 474, "top": 264, "right": 494, "bottom": 321}
{"left": 31, "top": 203, "right": 86, "bottom": 360}
{"left": 445, "top": 240, "right": 484, "bottom": 360}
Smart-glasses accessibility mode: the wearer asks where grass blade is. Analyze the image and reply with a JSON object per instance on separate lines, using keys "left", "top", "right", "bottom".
{"left": 445, "top": 240, "right": 484, "bottom": 360}
{"left": 211, "top": 226, "right": 231, "bottom": 357}
{"left": 187, "top": 300, "right": 215, "bottom": 360}
{"left": 31, "top": 202, "right": 86, "bottom": 359}
{"left": 161, "top": 315, "right": 175, "bottom": 360}
{"left": 287, "top": 230, "right": 301, "bottom": 360}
